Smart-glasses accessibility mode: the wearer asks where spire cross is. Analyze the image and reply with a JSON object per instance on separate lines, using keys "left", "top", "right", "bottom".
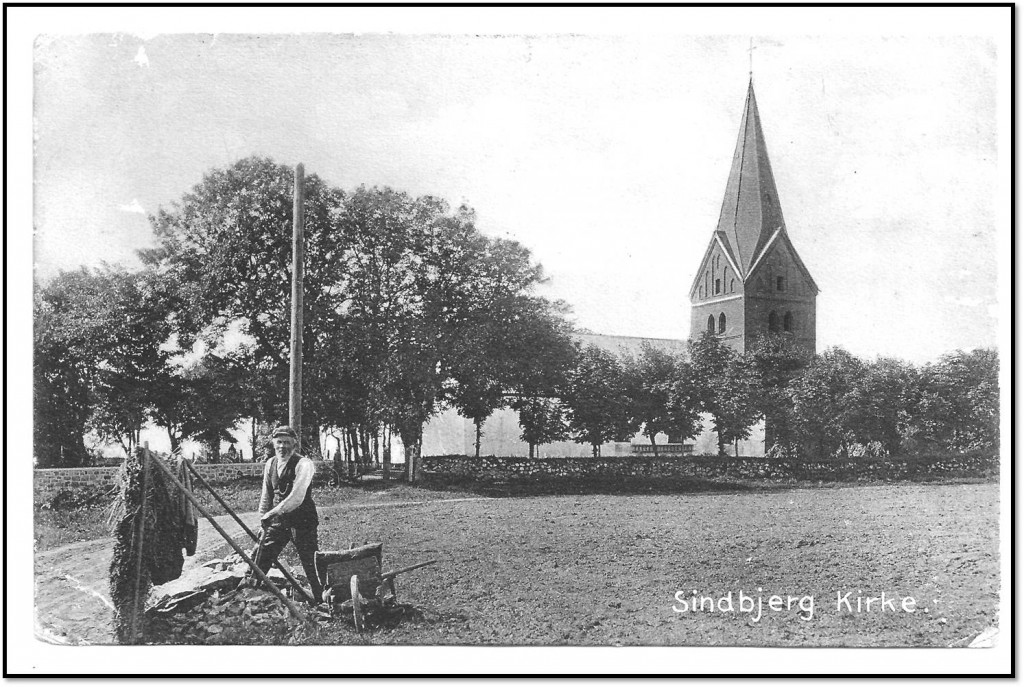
{"left": 748, "top": 38, "right": 756, "bottom": 76}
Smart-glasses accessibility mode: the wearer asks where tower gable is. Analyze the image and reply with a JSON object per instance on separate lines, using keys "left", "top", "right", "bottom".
{"left": 744, "top": 229, "right": 818, "bottom": 296}
{"left": 689, "top": 232, "right": 746, "bottom": 352}
{"left": 689, "top": 232, "right": 743, "bottom": 303}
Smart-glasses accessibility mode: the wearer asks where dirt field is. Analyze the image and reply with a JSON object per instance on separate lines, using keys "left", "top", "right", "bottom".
{"left": 34, "top": 482, "right": 999, "bottom": 647}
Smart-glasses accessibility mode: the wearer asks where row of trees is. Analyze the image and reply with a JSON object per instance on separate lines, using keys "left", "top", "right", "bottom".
{"left": 34, "top": 157, "right": 576, "bottom": 481}
{"left": 550, "top": 333, "right": 998, "bottom": 459}
{"left": 34, "top": 156, "right": 999, "bottom": 473}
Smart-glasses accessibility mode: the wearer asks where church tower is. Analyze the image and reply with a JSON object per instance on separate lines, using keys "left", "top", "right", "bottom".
{"left": 689, "top": 79, "right": 818, "bottom": 354}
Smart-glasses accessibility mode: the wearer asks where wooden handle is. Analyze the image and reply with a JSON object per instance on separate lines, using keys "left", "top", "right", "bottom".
{"left": 381, "top": 560, "right": 437, "bottom": 580}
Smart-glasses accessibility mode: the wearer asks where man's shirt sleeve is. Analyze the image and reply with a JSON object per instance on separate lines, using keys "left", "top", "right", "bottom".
{"left": 277, "top": 457, "right": 314, "bottom": 514}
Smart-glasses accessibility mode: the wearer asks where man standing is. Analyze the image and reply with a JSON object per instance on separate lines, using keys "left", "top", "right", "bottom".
{"left": 254, "top": 425, "right": 322, "bottom": 604}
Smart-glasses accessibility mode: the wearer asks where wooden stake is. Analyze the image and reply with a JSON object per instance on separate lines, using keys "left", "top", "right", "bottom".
{"left": 290, "top": 163, "right": 305, "bottom": 446}
{"left": 129, "top": 448, "right": 151, "bottom": 643}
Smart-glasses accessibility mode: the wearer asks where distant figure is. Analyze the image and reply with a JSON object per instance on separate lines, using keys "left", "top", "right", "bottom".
{"left": 226, "top": 443, "right": 238, "bottom": 463}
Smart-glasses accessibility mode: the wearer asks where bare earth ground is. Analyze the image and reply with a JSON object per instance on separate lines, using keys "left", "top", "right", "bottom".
{"left": 34, "top": 482, "right": 998, "bottom": 647}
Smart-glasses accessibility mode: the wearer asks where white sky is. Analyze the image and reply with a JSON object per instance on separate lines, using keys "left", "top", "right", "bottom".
{"left": 30, "top": 23, "right": 1007, "bottom": 365}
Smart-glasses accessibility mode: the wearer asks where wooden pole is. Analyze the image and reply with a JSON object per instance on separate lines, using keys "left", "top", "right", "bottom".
{"left": 183, "top": 460, "right": 314, "bottom": 603}
{"left": 144, "top": 450, "right": 309, "bottom": 624}
{"left": 129, "top": 448, "right": 151, "bottom": 643}
{"left": 290, "top": 163, "right": 305, "bottom": 447}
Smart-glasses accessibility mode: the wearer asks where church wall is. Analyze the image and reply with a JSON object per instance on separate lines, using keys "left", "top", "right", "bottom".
{"left": 690, "top": 414, "right": 765, "bottom": 456}
{"left": 422, "top": 408, "right": 766, "bottom": 458}
{"left": 421, "top": 406, "right": 635, "bottom": 458}
{"left": 744, "top": 294, "right": 816, "bottom": 350}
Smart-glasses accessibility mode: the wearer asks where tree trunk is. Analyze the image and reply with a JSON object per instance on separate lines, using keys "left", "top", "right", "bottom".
{"left": 399, "top": 423, "right": 424, "bottom": 484}
{"left": 650, "top": 434, "right": 658, "bottom": 457}
{"left": 529, "top": 442, "right": 536, "bottom": 460}
{"left": 373, "top": 430, "right": 380, "bottom": 469}
{"left": 734, "top": 440, "right": 739, "bottom": 457}
{"left": 474, "top": 419, "right": 483, "bottom": 459}
{"left": 346, "top": 426, "right": 357, "bottom": 479}
{"left": 361, "top": 426, "right": 371, "bottom": 467}
{"left": 167, "top": 429, "right": 181, "bottom": 453}
{"left": 592, "top": 443, "right": 599, "bottom": 458}
{"left": 251, "top": 417, "right": 258, "bottom": 458}
{"left": 382, "top": 426, "right": 392, "bottom": 482}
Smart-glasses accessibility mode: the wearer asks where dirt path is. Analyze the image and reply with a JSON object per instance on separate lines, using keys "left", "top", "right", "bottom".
{"left": 33, "top": 497, "right": 492, "bottom": 645}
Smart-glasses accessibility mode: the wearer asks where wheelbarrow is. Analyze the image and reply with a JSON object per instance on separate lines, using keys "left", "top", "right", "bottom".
{"left": 315, "top": 543, "right": 436, "bottom": 632}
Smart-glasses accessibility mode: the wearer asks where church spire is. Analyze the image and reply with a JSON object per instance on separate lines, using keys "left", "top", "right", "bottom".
{"left": 715, "top": 79, "right": 786, "bottom": 278}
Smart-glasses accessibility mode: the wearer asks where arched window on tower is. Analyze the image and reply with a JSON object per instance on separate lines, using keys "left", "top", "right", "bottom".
{"left": 730, "top": 279, "right": 735, "bottom": 293}
{"left": 715, "top": 278, "right": 721, "bottom": 295}
{"left": 718, "top": 313, "right": 726, "bottom": 334}
{"left": 707, "top": 315, "right": 715, "bottom": 334}
{"left": 784, "top": 311, "right": 793, "bottom": 332}
{"left": 768, "top": 311, "right": 779, "bottom": 333}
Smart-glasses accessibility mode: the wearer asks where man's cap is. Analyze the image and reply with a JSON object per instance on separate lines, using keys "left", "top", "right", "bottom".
{"left": 271, "top": 425, "right": 297, "bottom": 439}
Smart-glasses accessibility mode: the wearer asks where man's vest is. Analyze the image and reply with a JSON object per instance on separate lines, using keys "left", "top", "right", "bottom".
{"left": 267, "top": 453, "right": 318, "bottom": 526}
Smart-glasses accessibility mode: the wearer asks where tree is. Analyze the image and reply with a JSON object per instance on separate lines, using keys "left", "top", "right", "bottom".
{"left": 746, "top": 333, "right": 812, "bottom": 452}
{"left": 847, "top": 357, "right": 920, "bottom": 455}
{"left": 331, "top": 186, "right": 564, "bottom": 480}
{"left": 688, "top": 332, "right": 759, "bottom": 455}
{"left": 665, "top": 359, "right": 706, "bottom": 448}
{"left": 915, "top": 348, "right": 999, "bottom": 453}
{"left": 515, "top": 397, "right": 570, "bottom": 459}
{"left": 34, "top": 270, "right": 107, "bottom": 466}
{"left": 33, "top": 267, "right": 174, "bottom": 464}
{"left": 503, "top": 300, "right": 577, "bottom": 459}
{"left": 790, "top": 347, "right": 866, "bottom": 458}
{"left": 562, "top": 344, "right": 638, "bottom": 457}
{"left": 622, "top": 343, "right": 678, "bottom": 455}
{"left": 85, "top": 268, "right": 176, "bottom": 455}
{"left": 450, "top": 292, "right": 576, "bottom": 458}
{"left": 142, "top": 156, "right": 346, "bottom": 452}
{"left": 713, "top": 356, "right": 761, "bottom": 455}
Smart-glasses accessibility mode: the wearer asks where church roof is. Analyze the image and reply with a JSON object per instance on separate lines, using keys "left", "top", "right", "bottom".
{"left": 715, "top": 79, "right": 787, "bottom": 278}
{"left": 574, "top": 333, "right": 688, "bottom": 359}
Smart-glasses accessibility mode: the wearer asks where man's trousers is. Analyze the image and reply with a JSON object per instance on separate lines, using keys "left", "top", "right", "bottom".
{"left": 253, "top": 517, "right": 322, "bottom": 603}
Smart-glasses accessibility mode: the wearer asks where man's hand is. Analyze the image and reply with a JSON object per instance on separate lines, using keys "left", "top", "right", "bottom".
{"left": 260, "top": 511, "right": 277, "bottom": 527}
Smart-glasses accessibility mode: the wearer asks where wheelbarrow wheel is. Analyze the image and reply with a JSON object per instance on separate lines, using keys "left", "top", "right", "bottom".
{"left": 350, "top": 574, "right": 363, "bottom": 633}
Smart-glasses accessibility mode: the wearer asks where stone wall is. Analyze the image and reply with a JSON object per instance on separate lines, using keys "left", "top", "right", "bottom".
{"left": 422, "top": 452, "right": 998, "bottom": 486}
{"left": 33, "top": 461, "right": 340, "bottom": 498}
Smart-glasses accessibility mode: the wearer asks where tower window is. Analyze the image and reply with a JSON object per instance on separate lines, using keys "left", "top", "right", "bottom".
{"left": 715, "top": 278, "right": 721, "bottom": 295}
{"left": 707, "top": 315, "right": 715, "bottom": 334}
{"left": 730, "top": 279, "right": 735, "bottom": 293}
{"left": 768, "top": 311, "right": 779, "bottom": 333}
{"left": 784, "top": 311, "right": 793, "bottom": 332}
{"left": 718, "top": 313, "right": 726, "bottom": 334}
{"left": 777, "top": 276, "right": 785, "bottom": 291}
